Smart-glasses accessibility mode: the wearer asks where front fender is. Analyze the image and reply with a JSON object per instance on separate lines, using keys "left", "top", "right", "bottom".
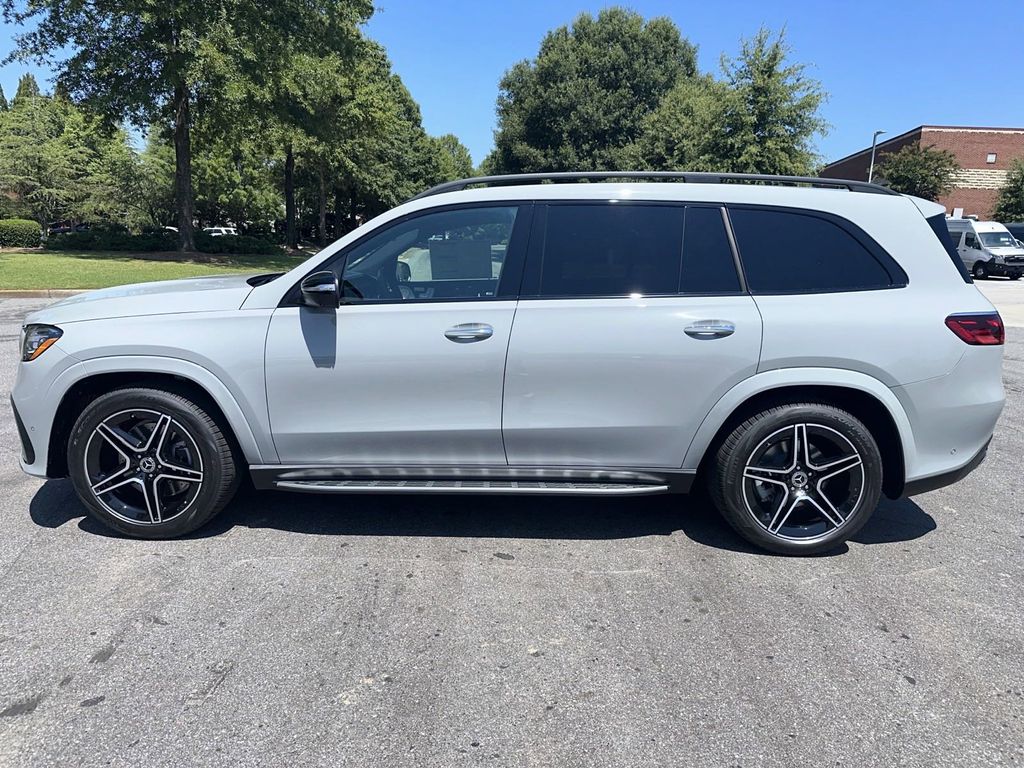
{"left": 681, "top": 367, "right": 917, "bottom": 475}
{"left": 45, "top": 356, "right": 274, "bottom": 468}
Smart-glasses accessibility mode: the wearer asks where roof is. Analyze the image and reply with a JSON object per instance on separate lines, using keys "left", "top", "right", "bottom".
{"left": 822, "top": 125, "right": 1024, "bottom": 169}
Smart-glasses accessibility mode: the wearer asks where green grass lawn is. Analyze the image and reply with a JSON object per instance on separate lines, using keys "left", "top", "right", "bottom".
{"left": 0, "top": 249, "right": 308, "bottom": 290}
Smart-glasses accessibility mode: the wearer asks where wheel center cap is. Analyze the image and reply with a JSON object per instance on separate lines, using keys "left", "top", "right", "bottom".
{"left": 139, "top": 456, "right": 157, "bottom": 473}
{"left": 791, "top": 470, "right": 809, "bottom": 489}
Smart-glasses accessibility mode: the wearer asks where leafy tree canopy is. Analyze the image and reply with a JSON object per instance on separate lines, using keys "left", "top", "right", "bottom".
{"left": 874, "top": 143, "right": 959, "bottom": 200}
{"left": 13, "top": 72, "right": 39, "bottom": 102}
{"left": 488, "top": 7, "right": 697, "bottom": 173}
{"left": 626, "top": 28, "right": 826, "bottom": 175}
{"left": 994, "top": 159, "right": 1024, "bottom": 222}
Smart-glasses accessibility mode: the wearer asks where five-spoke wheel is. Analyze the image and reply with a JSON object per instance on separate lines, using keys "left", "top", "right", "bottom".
{"left": 84, "top": 409, "right": 205, "bottom": 525}
{"left": 68, "top": 387, "right": 238, "bottom": 538}
{"left": 709, "top": 402, "right": 883, "bottom": 555}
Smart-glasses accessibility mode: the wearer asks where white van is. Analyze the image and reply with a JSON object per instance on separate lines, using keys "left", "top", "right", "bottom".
{"left": 945, "top": 219, "right": 1024, "bottom": 280}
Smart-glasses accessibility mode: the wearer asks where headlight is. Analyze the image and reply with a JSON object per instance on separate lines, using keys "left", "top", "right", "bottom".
{"left": 21, "top": 324, "right": 63, "bottom": 362}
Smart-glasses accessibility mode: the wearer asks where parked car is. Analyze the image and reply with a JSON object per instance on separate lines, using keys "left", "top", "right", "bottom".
{"left": 203, "top": 226, "right": 238, "bottom": 237}
{"left": 11, "top": 172, "right": 1005, "bottom": 555}
{"left": 946, "top": 218, "right": 1024, "bottom": 279}
{"left": 47, "top": 221, "right": 89, "bottom": 236}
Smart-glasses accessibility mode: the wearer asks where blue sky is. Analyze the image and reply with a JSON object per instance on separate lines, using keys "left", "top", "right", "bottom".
{"left": 4, "top": 0, "right": 1024, "bottom": 166}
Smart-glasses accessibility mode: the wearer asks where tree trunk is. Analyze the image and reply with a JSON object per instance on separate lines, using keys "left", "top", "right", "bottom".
{"left": 318, "top": 168, "right": 328, "bottom": 246}
{"left": 284, "top": 144, "right": 297, "bottom": 248}
{"left": 173, "top": 80, "right": 195, "bottom": 252}
{"left": 333, "top": 185, "right": 345, "bottom": 238}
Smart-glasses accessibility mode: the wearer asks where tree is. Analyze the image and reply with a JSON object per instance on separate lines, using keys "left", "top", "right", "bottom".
{"left": 0, "top": 89, "right": 91, "bottom": 235}
{"left": 714, "top": 28, "right": 827, "bottom": 175}
{"left": 993, "top": 159, "right": 1024, "bottom": 222}
{"left": 874, "top": 144, "right": 959, "bottom": 200}
{"left": 0, "top": 85, "right": 7, "bottom": 111}
{"left": 487, "top": 7, "right": 697, "bottom": 172}
{"left": 13, "top": 72, "right": 39, "bottom": 103}
{"left": 431, "top": 134, "right": 474, "bottom": 181}
{"left": 2, "top": 0, "right": 372, "bottom": 251}
{"left": 624, "top": 75, "right": 732, "bottom": 171}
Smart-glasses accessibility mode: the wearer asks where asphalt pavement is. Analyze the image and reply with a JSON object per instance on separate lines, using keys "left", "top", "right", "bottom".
{"left": 1, "top": 294, "right": 1022, "bottom": 767}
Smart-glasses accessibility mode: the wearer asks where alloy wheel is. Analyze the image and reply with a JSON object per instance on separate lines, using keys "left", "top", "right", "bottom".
{"left": 741, "top": 423, "right": 864, "bottom": 541}
{"left": 83, "top": 408, "right": 204, "bottom": 525}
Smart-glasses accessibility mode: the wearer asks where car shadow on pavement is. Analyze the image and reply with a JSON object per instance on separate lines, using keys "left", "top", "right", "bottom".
{"left": 29, "top": 478, "right": 937, "bottom": 556}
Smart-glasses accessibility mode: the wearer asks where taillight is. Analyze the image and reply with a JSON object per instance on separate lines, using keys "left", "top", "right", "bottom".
{"left": 945, "top": 312, "right": 1005, "bottom": 345}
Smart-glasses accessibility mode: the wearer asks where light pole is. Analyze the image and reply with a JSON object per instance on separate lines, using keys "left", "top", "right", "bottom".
{"left": 867, "top": 130, "right": 886, "bottom": 183}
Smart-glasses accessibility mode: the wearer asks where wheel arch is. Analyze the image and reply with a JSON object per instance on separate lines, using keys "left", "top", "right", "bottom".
{"left": 685, "top": 372, "right": 913, "bottom": 499}
{"left": 45, "top": 361, "right": 268, "bottom": 478}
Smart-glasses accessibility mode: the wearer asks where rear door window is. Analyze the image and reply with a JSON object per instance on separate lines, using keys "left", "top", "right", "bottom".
{"left": 681, "top": 206, "right": 741, "bottom": 294}
{"left": 531, "top": 204, "right": 684, "bottom": 297}
{"left": 728, "top": 207, "right": 902, "bottom": 294}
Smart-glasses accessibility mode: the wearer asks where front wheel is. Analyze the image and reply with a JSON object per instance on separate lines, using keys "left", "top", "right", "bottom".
{"left": 1010, "top": 272, "right": 1021, "bottom": 281}
{"left": 973, "top": 262, "right": 989, "bottom": 279}
{"left": 708, "top": 403, "right": 883, "bottom": 555}
{"left": 68, "top": 387, "right": 239, "bottom": 538}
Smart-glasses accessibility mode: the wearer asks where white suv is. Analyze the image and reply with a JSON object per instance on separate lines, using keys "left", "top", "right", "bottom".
{"left": 11, "top": 172, "right": 1006, "bottom": 554}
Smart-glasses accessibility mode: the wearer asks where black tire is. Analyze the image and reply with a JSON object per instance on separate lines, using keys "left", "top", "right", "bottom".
{"left": 973, "top": 262, "right": 989, "bottom": 279}
{"left": 1010, "top": 273, "right": 1021, "bottom": 281}
{"left": 708, "top": 402, "right": 883, "bottom": 555}
{"left": 67, "top": 387, "right": 239, "bottom": 538}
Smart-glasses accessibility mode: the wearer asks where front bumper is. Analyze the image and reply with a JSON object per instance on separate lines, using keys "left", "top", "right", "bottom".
{"left": 10, "top": 397, "right": 35, "bottom": 465}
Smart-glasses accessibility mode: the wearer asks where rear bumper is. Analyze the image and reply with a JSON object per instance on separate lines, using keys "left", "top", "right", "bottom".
{"left": 902, "top": 438, "right": 990, "bottom": 497}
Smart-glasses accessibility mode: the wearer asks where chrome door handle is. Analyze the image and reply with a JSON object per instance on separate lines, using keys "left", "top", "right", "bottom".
{"left": 444, "top": 323, "right": 494, "bottom": 343}
{"left": 684, "top": 320, "right": 736, "bottom": 339}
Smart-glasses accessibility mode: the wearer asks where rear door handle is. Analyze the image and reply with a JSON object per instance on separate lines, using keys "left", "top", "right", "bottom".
{"left": 444, "top": 323, "right": 494, "bottom": 343}
{"left": 684, "top": 320, "right": 735, "bottom": 339}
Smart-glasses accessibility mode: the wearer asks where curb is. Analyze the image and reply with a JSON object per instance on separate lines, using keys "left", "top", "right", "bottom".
{"left": 0, "top": 289, "right": 87, "bottom": 299}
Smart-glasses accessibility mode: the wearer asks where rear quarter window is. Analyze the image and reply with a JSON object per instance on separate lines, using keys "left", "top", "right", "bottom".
{"left": 728, "top": 207, "right": 904, "bottom": 294}
{"left": 931, "top": 214, "right": 972, "bottom": 283}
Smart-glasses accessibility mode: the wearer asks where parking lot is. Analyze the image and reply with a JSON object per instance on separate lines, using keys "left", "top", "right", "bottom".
{"left": 0, "top": 291, "right": 1022, "bottom": 767}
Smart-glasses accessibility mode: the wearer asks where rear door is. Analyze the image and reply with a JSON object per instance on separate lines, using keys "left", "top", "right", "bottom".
{"left": 501, "top": 202, "right": 762, "bottom": 468}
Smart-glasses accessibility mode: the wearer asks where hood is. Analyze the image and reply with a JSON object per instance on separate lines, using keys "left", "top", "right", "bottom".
{"left": 26, "top": 273, "right": 258, "bottom": 325}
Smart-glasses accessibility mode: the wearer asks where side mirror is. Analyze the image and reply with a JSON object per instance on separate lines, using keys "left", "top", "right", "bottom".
{"left": 300, "top": 271, "right": 339, "bottom": 309}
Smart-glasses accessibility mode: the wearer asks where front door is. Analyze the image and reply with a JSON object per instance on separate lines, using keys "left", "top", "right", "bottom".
{"left": 265, "top": 203, "right": 529, "bottom": 465}
{"left": 960, "top": 231, "right": 986, "bottom": 271}
{"left": 502, "top": 202, "right": 762, "bottom": 468}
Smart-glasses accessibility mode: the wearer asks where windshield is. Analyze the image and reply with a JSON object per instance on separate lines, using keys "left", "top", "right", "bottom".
{"left": 979, "top": 231, "right": 1020, "bottom": 248}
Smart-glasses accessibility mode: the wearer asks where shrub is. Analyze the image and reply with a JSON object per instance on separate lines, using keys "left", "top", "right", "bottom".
{"left": 48, "top": 230, "right": 176, "bottom": 252}
{"left": 0, "top": 219, "right": 42, "bottom": 248}
{"left": 194, "top": 232, "right": 282, "bottom": 255}
{"left": 46, "top": 229, "right": 282, "bottom": 255}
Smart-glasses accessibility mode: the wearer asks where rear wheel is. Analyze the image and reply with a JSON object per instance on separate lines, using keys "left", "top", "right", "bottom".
{"left": 973, "top": 262, "right": 989, "bottom": 279}
{"left": 68, "top": 387, "right": 239, "bottom": 538}
{"left": 709, "top": 403, "right": 883, "bottom": 555}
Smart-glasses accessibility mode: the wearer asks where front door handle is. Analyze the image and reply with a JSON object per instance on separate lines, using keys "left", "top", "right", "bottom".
{"left": 684, "top": 320, "right": 736, "bottom": 339}
{"left": 444, "top": 323, "right": 494, "bottom": 343}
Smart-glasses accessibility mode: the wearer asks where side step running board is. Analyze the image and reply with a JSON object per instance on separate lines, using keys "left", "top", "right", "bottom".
{"left": 274, "top": 479, "right": 669, "bottom": 496}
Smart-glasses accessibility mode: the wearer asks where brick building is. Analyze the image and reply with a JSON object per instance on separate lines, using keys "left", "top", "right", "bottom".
{"left": 819, "top": 126, "right": 1024, "bottom": 218}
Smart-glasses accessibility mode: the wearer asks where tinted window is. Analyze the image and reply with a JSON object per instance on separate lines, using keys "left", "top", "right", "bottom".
{"left": 964, "top": 232, "right": 977, "bottom": 249}
{"left": 338, "top": 206, "right": 517, "bottom": 302}
{"left": 681, "top": 207, "right": 740, "bottom": 293}
{"left": 931, "top": 214, "right": 971, "bottom": 283}
{"left": 729, "top": 208, "right": 895, "bottom": 293}
{"left": 537, "top": 204, "right": 683, "bottom": 297}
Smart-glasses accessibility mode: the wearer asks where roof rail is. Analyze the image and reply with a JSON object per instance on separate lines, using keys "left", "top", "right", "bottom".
{"left": 410, "top": 171, "right": 898, "bottom": 200}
